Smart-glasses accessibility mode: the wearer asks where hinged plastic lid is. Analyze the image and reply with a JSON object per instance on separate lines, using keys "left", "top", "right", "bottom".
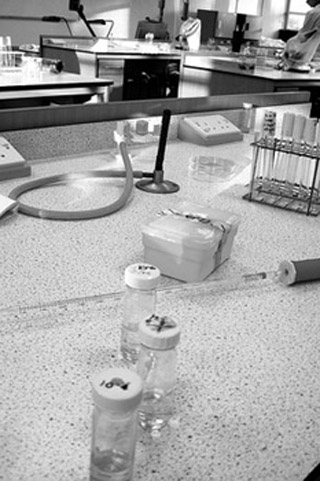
{"left": 142, "top": 202, "right": 241, "bottom": 252}
{"left": 139, "top": 315, "right": 180, "bottom": 350}
{"left": 124, "top": 263, "right": 161, "bottom": 290}
{"left": 143, "top": 214, "right": 221, "bottom": 251}
{"left": 91, "top": 368, "right": 143, "bottom": 412}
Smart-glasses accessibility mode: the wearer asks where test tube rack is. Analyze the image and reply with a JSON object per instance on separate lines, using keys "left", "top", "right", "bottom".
{"left": 243, "top": 136, "right": 320, "bottom": 216}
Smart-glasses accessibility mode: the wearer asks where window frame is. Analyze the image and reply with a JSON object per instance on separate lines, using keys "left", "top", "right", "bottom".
{"left": 285, "top": 0, "right": 311, "bottom": 30}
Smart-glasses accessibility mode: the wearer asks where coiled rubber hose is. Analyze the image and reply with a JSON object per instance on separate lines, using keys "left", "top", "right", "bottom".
{"left": 9, "top": 142, "right": 138, "bottom": 221}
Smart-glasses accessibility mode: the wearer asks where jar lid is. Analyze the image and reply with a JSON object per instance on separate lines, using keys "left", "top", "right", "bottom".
{"left": 142, "top": 202, "right": 241, "bottom": 252}
{"left": 124, "top": 263, "right": 161, "bottom": 290}
{"left": 138, "top": 315, "right": 180, "bottom": 350}
{"left": 91, "top": 368, "right": 143, "bottom": 412}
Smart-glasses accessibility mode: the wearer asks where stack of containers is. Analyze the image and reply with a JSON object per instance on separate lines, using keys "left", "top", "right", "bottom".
{"left": 141, "top": 201, "right": 241, "bottom": 282}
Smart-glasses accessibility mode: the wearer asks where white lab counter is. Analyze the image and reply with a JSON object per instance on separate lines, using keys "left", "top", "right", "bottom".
{"left": 0, "top": 102, "right": 319, "bottom": 481}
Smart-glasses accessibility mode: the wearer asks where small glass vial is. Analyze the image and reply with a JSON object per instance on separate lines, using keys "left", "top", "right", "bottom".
{"left": 137, "top": 314, "right": 181, "bottom": 434}
{"left": 90, "top": 367, "right": 143, "bottom": 481}
{"left": 240, "top": 102, "right": 255, "bottom": 134}
{"left": 120, "top": 263, "right": 160, "bottom": 366}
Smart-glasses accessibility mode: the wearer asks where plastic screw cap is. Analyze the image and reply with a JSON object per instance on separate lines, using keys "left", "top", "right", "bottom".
{"left": 91, "top": 368, "right": 143, "bottom": 413}
{"left": 139, "top": 314, "right": 181, "bottom": 350}
{"left": 125, "top": 263, "right": 161, "bottom": 290}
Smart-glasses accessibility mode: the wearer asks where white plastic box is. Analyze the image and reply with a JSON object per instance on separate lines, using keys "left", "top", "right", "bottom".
{"left": 142, "top": 202, "right": 241, "bottom": 282}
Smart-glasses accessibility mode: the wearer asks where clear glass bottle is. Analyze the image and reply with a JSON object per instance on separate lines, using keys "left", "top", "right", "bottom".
{"left": 90, "top": 367, "right": 143, "bottom": 481}
{"left": 136, "top": 314, "right": 181, "bottom": 434}
{"left": 120, "top": 263, "right": 160, "bottom": 366}
{"left": 239, "top": 42, "right": 256, "bottom": 71}
{"left": 240, "top": 102, "right": 255, "bottom": 134}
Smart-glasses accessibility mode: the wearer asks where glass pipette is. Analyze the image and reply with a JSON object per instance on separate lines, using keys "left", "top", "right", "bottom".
{"left": 3, "top": 258, "right": 319, "bottom": 315}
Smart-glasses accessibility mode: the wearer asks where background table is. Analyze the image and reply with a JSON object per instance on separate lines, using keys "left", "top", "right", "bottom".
{"left": 0, "top": 69, "right": 113, "bottom": 108}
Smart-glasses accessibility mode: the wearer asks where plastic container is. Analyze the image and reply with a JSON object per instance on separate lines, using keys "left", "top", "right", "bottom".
{"left": 142, "top": 201, "right": 241, "bottom": 282}
{"left": 137, "top": 315, "right": 180, "bottom": 434}
{"left": 188, "top": 155, "right": 237, "bottom": 182}
{"left": 90, "top": 367, "right": 143, "bottom": 481}
{"left": 120, "top": 263, "right": 161, "bottom": 365}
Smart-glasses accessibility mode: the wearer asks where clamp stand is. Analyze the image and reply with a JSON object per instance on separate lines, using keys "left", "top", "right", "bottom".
{"left": 136, "top": 109, "right": 180, "bottom": 194}
{"left": 136, "top": 170, "right": 179, "bottom": 194}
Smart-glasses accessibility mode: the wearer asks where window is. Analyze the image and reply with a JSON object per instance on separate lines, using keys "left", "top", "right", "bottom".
{"left": 286, "top": 0, "right": 311, "bottom": 30}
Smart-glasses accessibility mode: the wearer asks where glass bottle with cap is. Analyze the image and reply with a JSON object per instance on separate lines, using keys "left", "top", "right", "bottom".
{"left": 90, "top": 367, "right": 143, "bottom": 481}
{"left": 136, "top": 314, "right": 181, "bottom": 434}
{"left": 240, "top": 102, "right": 255, "bottom": 134}
{"left": 120, "top": 263, "right": 161, "bottom": 366}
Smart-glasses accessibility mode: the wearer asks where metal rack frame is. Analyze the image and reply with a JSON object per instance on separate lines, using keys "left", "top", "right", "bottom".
{"left": 243, "top": 137, "right": 320, "bottom": 216}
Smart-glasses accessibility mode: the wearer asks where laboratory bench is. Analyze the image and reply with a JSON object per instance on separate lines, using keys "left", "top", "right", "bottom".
{"left": 0, "top": 95, "right": 319, "bottom": 481}
{"left": 40, "top": 36, "right": 182, "bottom": 101}
{"left": 181, "top": 53, "right": 320, "bottom": 116}
{"left": 0, "top": 69, "right": 113, "bottom": 108}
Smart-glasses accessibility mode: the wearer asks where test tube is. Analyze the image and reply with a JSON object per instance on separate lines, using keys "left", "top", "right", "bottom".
{"left": 312, "top": 121, "right": 320, "bottom": 203}
{"left": 3, "top": 36, "right": 12, "bottom": 68}
{"left": 298, "top": 117, "right": 317, "bottom": 198}
{"left": 272, "top": 112, "right": 295, "bottom": 192}
{"left": 262, "top": 110, "right": 277, "bottom": 136}
{"left": 285, "top": 114, "right": 306, "bottom": 195}
{"left": 260, "top": 111, "right": 277, "bottom": 190}
{"left": 249, "top": 130, "right": 263, "bottom": 193}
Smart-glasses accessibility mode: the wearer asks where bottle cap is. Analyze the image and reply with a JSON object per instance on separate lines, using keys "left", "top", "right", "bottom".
{"left": 139, "top": 315, "right": 180, "bottom": 350}
{"left": 124, "top": 263, "right": 160, "bottom": 290}
{"left": 91, "top": 368, "right": 143, "bottom": 412}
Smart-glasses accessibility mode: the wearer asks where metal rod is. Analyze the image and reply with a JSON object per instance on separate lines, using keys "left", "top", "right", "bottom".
{"left": 78, "top": 4, "right": 96, "bottom": 37}
{"left": 155, "top": 109, "right": 171, "bottom": 171}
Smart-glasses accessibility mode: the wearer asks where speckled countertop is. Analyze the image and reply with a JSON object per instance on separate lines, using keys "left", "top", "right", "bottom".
{"left": 1, "top": 103, "right": 320, "bottom": 481}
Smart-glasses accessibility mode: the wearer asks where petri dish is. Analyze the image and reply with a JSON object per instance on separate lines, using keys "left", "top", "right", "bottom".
{"left": 188, "top": 155, "right": 236, "bottom": 183}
